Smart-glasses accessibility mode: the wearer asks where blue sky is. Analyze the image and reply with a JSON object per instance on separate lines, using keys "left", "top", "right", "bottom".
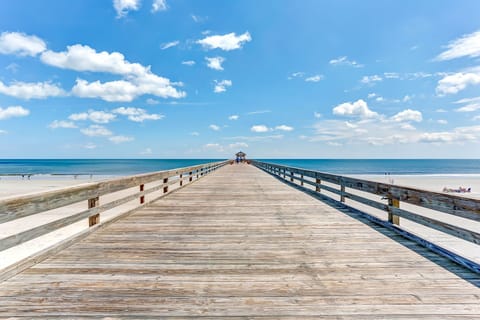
{"left": 1, "top": 0, "right": 480, "bottom": 158}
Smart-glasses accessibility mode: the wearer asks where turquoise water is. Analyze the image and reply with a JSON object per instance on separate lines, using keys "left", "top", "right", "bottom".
{"left": 0, "top": 159, "right": 480, "bottom": 175}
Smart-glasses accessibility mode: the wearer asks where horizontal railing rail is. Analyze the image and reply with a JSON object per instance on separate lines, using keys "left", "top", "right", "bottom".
{"left": 252, "top": 161, "right": 480, "bottom": 248}
{"left": 0, "top": 160, "right": 228, "bottom": 253}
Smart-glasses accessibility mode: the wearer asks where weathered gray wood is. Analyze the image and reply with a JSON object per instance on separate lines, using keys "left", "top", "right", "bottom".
{"left": 254, "top": 161, "right": 480, "bottom": 222}
{"left": 0, "top": 161, "right": 227, "bottom": 251}
{"left": 0, "top": 163, "right": 479, "bottom": 318}
{"left": 254, "top": 160, "right": 480, "bottom": 246}
{"left": 0, "top": 161, "right": 227, "bottom": 224}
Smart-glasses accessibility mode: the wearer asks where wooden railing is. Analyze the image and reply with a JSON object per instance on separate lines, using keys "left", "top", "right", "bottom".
{"left": 0, "top": 160, "right": 227, "bottom": 255}
{"left": 252, "top": 160, "right": 480, "bottom": 271}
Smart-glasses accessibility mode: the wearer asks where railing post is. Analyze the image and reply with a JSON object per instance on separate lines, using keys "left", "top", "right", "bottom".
{"left": 179, "top": 174, "right": 183, "bottom": 186}
{"left": 283, "top": 168, "right": 286, "bottom": 179}
{"left": 315, "top": 174, "right": 321, "bottom": 192}
{"left": 388, "top": 197, "right": 400, "bottom": 225}
{"left": 340, "top": 184, "right": 346, "bottom": 202}
{"left": 88, "top": 196, "right": 100, "bottom": 227}
{"left": 290, "top": 171, "right": 294, "bottom": 182}
{"left": 140, "top": 184, "right": 145, "bottom": 204}
{"left": 300, "top": 174, "right": 304, "bottom": 186}
{"left": 189, "top": 171, "right": 193, "bottom": 182}
{"left": 163, "top": 178, "right": 169, "bottom": 193}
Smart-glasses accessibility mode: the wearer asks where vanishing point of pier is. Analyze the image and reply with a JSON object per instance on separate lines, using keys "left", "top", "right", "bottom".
{"left": 1, "top": 161, "right": 480, "bottom": 318}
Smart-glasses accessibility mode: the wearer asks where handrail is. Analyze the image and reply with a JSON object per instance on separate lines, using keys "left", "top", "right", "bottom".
{"left": 0, "top": 160, "right": 229, "bottom": 252}
{"left": 251, "top": 160, "right": 480, "bottom": 246}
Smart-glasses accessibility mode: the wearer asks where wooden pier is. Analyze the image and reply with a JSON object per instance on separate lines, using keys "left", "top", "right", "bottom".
{"left": 1, "top": 162, "right": 480, "bottom": 318}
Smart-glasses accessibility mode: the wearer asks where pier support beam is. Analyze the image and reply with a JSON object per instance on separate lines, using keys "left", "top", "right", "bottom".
{"left": 388, "top": 198, "right": 400, "bottom": 225}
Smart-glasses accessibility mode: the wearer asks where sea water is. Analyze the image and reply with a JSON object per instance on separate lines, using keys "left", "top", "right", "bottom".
{"left": 0, "top": 159, "right": 480, "bottom": 176}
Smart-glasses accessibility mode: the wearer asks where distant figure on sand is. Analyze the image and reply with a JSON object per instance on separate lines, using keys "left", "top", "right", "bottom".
{"left": 443, "top": 186, "right": 471, "bottom": 193}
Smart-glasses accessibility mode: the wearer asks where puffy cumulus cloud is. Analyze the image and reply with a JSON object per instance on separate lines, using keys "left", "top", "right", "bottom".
{"left": 182, "top": 60, "right": 195, "bottom": 66}
{"left": 209, "top": 124, "right": 220, "bottom": 131}
{"left": 152, "top": 0, "right": 168, "bottom": 12}
{"left": 113, "top": 0, "right": 140, "bottom": 18}
{"left": 0, "top": 106, "right": 30, "bottom": 120}
{"left": 72, "top": 77, "right": 184, "bottom": 102}
{"left": 197, "top": 32, "right": 251, "bottom": 51}
{"left": 205, "top": 56, "right": 225, "bottom": 71}
{"left": 360, "top": 75, "right": 382, "bottom": 84}
{"left": 436, "top": 30, "right": 480, "bottom": 61}
{"left": 41, "top": 44, "right": 145, "bottom": 75}
{"left": 160, "top": 40, "right": 179, "bottom": 50}
{"left": 48, "top": 120, "right": 77, "bottom": 129}
{"left": 390, "top": 109, "right": 423, "bottom": 122}
{"left": 436, "top": 72, "right": 480, "bottom": 95}
{"left": 0, "top": 81, "right": 65, "bottom": 100}
{"left": 228, "top": 115, "right": 239, "bottom": 120}
{"left": 251, "top": 125, "right": 270, "bottom": 133}
{"left": 305, "top": 75, "right": 323, "bottom": 82}
{"left": 112, "top": 107, "right": 163, "bottom": 122}
{"left": 41, "top": 44, "right": 185, "bottom": 101}
{"left": 0, "top": 31, "right": 46, "bottom": 56}
{"left": 275, "top": 125, "right": 294, "bottom": 131}
{"left": 213, "top": 79, "right": 232, "bottom": 93}
{"left": 329, "top": 56, "right": 363, "bottom": 68}
{"left": 333, "top": 99, "right": 379, "bottom": 118}
{"left": 80, "top": 125, "right": 113, "bottom": 137}
{"left": 109, "top": 135, "right": 134, "bottom": 144}
{"left": 68, "top": 110, "right": 116, "bottom": 123}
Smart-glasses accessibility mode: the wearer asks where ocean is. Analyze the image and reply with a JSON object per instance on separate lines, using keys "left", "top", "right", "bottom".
{"left": 0, "top": 159, "right": 480, "bottom": 176}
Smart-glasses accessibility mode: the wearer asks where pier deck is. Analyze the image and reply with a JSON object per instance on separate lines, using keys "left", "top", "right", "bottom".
{"left": 1, "top": 164, "right": 480, "bottom": 318}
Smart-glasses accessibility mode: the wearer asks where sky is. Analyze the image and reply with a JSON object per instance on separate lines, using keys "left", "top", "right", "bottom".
{"left": 1, "top": 0, "right": 480, "bottom": 159}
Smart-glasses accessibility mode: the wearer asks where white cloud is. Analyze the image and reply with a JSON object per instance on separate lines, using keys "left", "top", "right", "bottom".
{"left": 152, "top": 0, "right": 167, "bottom": 12}
{"left": 454, "top": 96, "right": 480, "bottom": 112}
{"left": 197, "top": 32, "right": 251, "bottom": 51}
{"left": 213, "top": 79, "right": 232, "bottom": 93}
{"left": 146, "top": 98, "right": 159, "bottom": 105}
{"left": 0, "top": 81, "right": 65, "bottom": 100}
{"left": 251, "top": 125, "right": 270, "bottom": 133}
{"left": 436, "top": 108, "right": 448, "bottom": 113}
{"left": 327, "top": 141, "right": 342, "bottom": 147}
{"left": 229, "top": 142, "right": 248, "bottom": 149}
{"left": 6, "top": 63, "right": 19, "bottom": 73}
{"left": 375, "top": 96, "right": 384, "bottom": 102}
{"left": 160, "top": 40, "right": 179, "bottom": 50}
{"left": 247, "top": 110, "right": 271, "bottom": 115}
{"left": 41, "top": 44, "right": 185, "bottom": 102}
{"left": 0, "top": 129, "right": 7, "bottom": 134}
{"left": 141, "top": 147, "right": 153, "bottom": 154}
{"left": 109, "top": 135, "right": 134, "bottom": 144}
{"left": 275, "top": 125, "right": 294, "bottom": 131}
{"left": 182, "top": 60, "right": 195, "bottom": 66}
{"left": 0, "top": 31, "right": 46, "bottom": 56}
{"left": 314, "top": 112, "right": 322, "bottom": 118}
{"left": 305, "top": 75, "right": 323, "bottom": 82}
{"left": 204, "top": 143, "right": 224, "bottom": 152}
{"left": 390, "top": 109, "right": 423, "bottom": 122}
{"left": 228, "top": 115, "right": 239, "bottom": 120}
{"left": 209, "top": 124, "right": 220, "bottom": 131}
{"left": 41, "top": 44, "right": 145, "bottom": 75}
{"left": 367, "top": 93, "right": 377, "bottom": 98}
{"left": 206, "top": 56, "right": 225, "bottom": 71}
{"left": 69, "top": 110, "right": 116, "bottom": 123}
{"left": 113, "top": 0, "right": 140, "bottom": 18}
{"left": 333, "top": 99, "right": 379, "bottom": 118}
{"left": 112, "top": 107, "right": 163, "bottom": 122}
{"left": 361, "top": 75, "right": 382, "bottom": 84}
{"left": 438, "top": 119, "right": 448, "bottom": 124}
{"left": 72, "top": 77, "right": 184, "bottom": 102}
{"left": 436, "top": 30, "right": 480, "bottom": 61}
{"left": 384, "top": 72, "right": 400, "bottom": 79}
{"left": 436, "top": 72, "right": 480, "bottom": 95}
{"left": 329, "top": 56, "right": 363, "bottom": 68}
{"left": 288, "top": 72, "right": 305, "bottom": 79}
{"left": 84, "top": 143, "right": 97, "bottom": 149}
{"left": 403, "top": 95, "right": 412, "bottom": 102}
{"left": 0, "top": 106, "right": 30, "bottom": 120}
{"left": 191, "top": 131, "right": 199, "bottom": 136}
{"left": 80, "top": 125, "right": 112, "bottom": 137}
{"left": 223, "top": 134, "right": 284, "bottom": 142}
{"left": 48, "top": 120, "right": 77, "bottom": 129}
{"left": 473, "top": 115, "right": 480, "bottom": 121}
